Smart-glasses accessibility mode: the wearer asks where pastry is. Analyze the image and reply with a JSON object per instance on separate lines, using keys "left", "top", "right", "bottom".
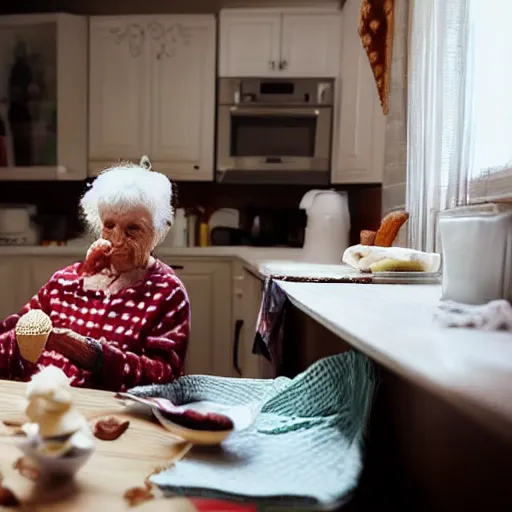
{"left": 374, "top": 211, "right": 409, "bottom": 247}
{"left": 369, "top": 257, "right": 426, "bottom": 273}
{"left": 15, "top": 310, "right": 52, "bottom": 363}
{"left": 342, "top": 244, "right": 441, "bottom": 273}
{"left": 360, "top": 230, "right": 377, "bottom": 246}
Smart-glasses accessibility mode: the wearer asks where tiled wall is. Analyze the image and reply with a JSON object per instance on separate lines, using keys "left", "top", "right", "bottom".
{"left": 382, "top": 0, "right": 408, "bottom": 216}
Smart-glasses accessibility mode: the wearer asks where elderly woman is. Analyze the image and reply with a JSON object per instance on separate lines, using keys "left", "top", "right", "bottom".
{"left": 0, "top": 156, "right": 190, "bottom": 391}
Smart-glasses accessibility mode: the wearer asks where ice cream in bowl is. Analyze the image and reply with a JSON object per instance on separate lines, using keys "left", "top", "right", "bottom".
{"left": 16, "top": 366, "right": 95, "bottom": 478}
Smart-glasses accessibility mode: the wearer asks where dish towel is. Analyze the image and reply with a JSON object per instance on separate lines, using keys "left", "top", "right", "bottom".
{"left": 252, "top": 277, "right": 288, "bottom": 372}
{"left": 130, "top": 350, "right": 376, "bottom": 510}
{"left": 434, "top": 299, "right": 512, "bottom": 331}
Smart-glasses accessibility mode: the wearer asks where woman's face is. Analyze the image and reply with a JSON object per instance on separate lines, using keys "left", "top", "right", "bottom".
{"left": 100, "top": 205, "right": 156, "bottom": 272}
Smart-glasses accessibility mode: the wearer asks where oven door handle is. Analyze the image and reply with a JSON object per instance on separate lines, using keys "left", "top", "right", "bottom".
{"left": 229, "top": 107, "right": 320, "bottom": 117}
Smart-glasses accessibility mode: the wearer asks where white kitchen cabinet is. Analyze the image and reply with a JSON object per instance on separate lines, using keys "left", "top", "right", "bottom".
{"left": 89, "top": 15, "right": 216, "bottom": 181}
{"left": 218, "top": 13, "right": 281, "bottom": 77}
{"left": 0, "top": 14, "right": 88, "bottom": 181}
{"left": 219, "top": 8, "right": 342, "bottom": 78}
{"left": 331, "top": 0, "right": 386, "bottom": 184}
{"left": 158, "top": 257, "right": 234, "bottom": 377}
{"left": 280, "top": 14, "right": 341, "bottom": 78}
{"left": 0, "top": 257, "right": 30, "bottom": 320}
{"left": 2, "top": 253, "right": 269, "bottom": 380}
{"left": 88, "top": 17, "right": 148, "bottom": 168}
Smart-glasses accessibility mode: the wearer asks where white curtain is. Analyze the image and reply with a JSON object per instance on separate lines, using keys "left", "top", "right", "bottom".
{"left": 406, "top": 0, "right": 512, "bottom": 252}
{"left": 406, "top": 0, "right": 471, "bottom": 252}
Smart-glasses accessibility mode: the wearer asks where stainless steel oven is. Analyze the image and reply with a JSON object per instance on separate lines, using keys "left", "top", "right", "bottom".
{"left": 216, "top": 78, "right": 334, "bottom": 184}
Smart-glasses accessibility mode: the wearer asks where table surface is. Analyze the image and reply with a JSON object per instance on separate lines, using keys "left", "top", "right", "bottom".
{"left": 276, "top": 281, "right": 512, "bottom": 440}
{"left": 0, "top": 380, "right": 196, "bottom": 511}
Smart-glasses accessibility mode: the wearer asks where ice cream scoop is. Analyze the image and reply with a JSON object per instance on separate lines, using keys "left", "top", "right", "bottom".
{"left": 24, "top": 366, "right": 89, "bottom": 439}
{"left": 18, "top": 366, "right": 95, "bottom": 477}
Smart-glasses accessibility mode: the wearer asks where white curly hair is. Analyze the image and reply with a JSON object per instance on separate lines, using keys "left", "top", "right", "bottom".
{"left": 80, "top": 156, "right": 174, "bottom": 245}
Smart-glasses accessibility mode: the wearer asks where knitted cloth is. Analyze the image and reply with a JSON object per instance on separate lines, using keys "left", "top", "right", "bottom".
{"left": 434, "top": 299, "right": 512, "bottom": 331}
{"left": 130, "top": 351, "right": 376, "bottom": 510}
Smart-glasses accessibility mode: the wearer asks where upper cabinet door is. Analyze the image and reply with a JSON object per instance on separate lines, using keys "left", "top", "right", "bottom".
{"left": 148, "top": 16, "right": 215, "bottom": 181}
{"left": 0, "top": 14, "right": 87, "bottom": 181}
{"left": 89, "top": 17, "right": 150, "bottom": 169}
{"left": 331, "top": 0, "right": 385, "bottom": 184}
{"left": 219, "top": 12, "right": 281, "bottom": 77}
{"left": 280, "top": 14, "right": 342, "bottom": 77}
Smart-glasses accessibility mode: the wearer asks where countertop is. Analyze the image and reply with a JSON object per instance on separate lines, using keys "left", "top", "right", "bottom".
{"left": 276, "top": 280, "right": 512, "bottom": 438}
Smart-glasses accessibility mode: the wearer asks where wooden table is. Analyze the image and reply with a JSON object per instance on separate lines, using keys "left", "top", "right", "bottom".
{"left": 0, "top": 380, "right": 196, "bottom": 511}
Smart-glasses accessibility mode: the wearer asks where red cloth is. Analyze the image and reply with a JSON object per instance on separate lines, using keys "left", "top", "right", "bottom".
{"left": 0, "top": 259, "right": 190, "bottom": 391}
{"left": 190, "top": 499, "right": 257, "bottom": 512}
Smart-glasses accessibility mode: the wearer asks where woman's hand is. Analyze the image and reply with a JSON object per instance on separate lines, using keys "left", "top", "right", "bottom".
{"left": 47, "top": 328, "right": 104, "bottom": 372}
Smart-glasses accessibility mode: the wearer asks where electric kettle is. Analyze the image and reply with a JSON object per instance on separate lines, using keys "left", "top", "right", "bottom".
{"left": 299, "top": 189, "right": 350, "bottom": 264}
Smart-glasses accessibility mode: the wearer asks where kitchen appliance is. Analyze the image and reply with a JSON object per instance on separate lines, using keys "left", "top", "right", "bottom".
{"left": 299, "top": 190, "right": 350, "bottom": 264}
{"left": 210, "top": 227, "right": 249, "bottom": 246}
{"left": 247, "top": 207, "right": 305, "bottom": 247}
{"left": 0, "top": 204, "right": 39, "bottom": 245}
{"left": 208, "top": 208, "right": 240, "bottom": 233}
{"left": 216, "top": 77, "right": 334, "bottom": 185}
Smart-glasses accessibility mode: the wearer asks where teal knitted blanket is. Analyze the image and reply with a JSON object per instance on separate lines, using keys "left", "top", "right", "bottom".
{"left": 129, "top": 350, "right": 376, "bottom": 510}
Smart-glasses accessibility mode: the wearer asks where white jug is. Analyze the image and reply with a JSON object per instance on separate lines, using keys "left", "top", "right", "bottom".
{"left": 299, "top": 189, "right": 350, "bottom": 264}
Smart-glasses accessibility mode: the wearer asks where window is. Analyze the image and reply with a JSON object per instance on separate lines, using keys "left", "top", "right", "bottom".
{"left": 406, "top": 0, "right": 512, "bottom": 252}
{"left": 467, "top": 0, "right": 512, "bottom": 202}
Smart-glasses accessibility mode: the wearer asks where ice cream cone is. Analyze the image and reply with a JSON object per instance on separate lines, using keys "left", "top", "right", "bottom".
{"left": 15, "top": 310, "right": 52, "bottom": 363}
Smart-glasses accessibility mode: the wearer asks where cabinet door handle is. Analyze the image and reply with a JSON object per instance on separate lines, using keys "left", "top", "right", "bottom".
{"left": 268, "top": 60, "right": 276, "bottom": 70}
{"left": 232, "top": 319, "right": 244, "bottom": 376}
{"left": 279, "top": 60, "right": 288, "bottom": 70}
{"left": 171, "top": 265, "right": 184, "bottom": 270}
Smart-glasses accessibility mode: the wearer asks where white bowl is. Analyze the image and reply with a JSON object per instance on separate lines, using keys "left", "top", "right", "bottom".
{"left": 16, "top": 435, "right": 94, "bottom": 478}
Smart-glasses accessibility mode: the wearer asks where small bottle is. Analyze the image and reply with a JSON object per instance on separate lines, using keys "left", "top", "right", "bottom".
{"left": 172, "top": 209, "right": 187, "bottom": 247}
{"left": 197, "top": 207, "right": 210, "bottom": 247}
{"left": 199, "top": 221, "right": 209, "bottom": 247}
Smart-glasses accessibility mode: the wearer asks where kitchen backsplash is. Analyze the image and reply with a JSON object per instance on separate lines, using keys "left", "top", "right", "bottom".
{"left": 0, "top": 180, "right": 381, "bottom": 245}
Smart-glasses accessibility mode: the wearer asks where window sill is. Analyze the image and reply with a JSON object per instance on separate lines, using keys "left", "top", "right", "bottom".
{"left": 469, "top": 168, "right": 512, "bottom": 204}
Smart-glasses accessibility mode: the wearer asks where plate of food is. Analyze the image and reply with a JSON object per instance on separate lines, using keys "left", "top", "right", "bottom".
{"left": 116, "top": 393, "right": 257, "bottom": 446}
{"left": 342, "top": 244, "right": 442, "bottom": 284}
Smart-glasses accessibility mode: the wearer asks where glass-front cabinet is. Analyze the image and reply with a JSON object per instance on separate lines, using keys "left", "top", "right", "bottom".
{"left": 0, "top": 14, "right": 87, "bottom": 180}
